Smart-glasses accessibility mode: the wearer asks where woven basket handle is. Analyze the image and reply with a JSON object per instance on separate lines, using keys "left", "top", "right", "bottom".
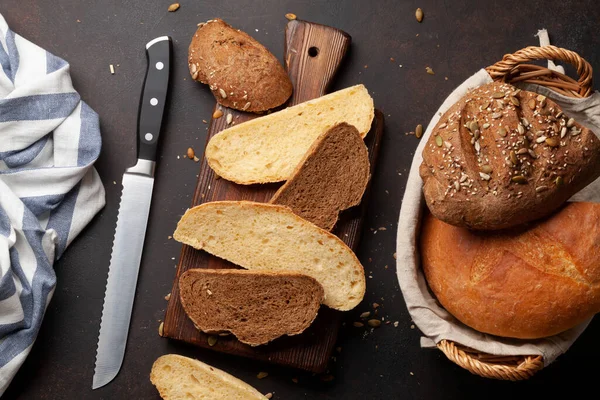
{"left": 486, "top": 45, "right": 593, "bottom": 97}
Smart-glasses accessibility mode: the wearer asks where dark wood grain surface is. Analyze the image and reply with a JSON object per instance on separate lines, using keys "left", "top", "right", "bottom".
{"left": 163, "top": 19, "right": 382, "bottom": 372}
{"left": 2, "top": 1, "right": 600, "bottom": 399}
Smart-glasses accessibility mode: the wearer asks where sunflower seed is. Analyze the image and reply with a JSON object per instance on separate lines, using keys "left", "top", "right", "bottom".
{"left": 439, "top": 123, "right": 447, "bottom": 129}
{"left": 512, "top": 175, "right": 528, "bottom": 184}
{"left": 567, "top": 117, "right": 575, "bottom": 128}
{"left": 545, "top": 137, "right": 559, "bottom": 147}
{"left": 208, "top": 336, "right": 217, "bottom": 346}
{"left": 492, "top": 112, "right": 502, "bottom": 119}
{"left": 560, "top": 126, "right": 567, "bottom": 138}
{"left": 454, "top": 181, "right": 460, "bottom": 191}
{"left": 190, "top": 63, "right": 197, "bottom": 73}
{"left": 474, "top": 141, "right": 481, "bottom": 153}
{"left": 242, "top": 102, "right": 252, "bottom": 111}
{"left": 509, "top": 96, "right": 520, "bottom": 106}
{"left": 416, "top": 8, "right": 424, "bottom": 22}
{"left": 516, "top": 148, "right": 528, "bottom": 155}
{"left": 510, "top": 150, "right": 518, "bottom": 165}
{"left": 481, "top": 165, "right": 493, "bottom": 174}
{"left": 496, "top": 99, "right": 505, "bottom": 109}
{"left": 535, "top": 130, "right": 545, "bottom": 136}
{"left": 535, "top": 186, "right": 548, "bottom": 193}
{"left": 192, "top": 70, "right": 199, "bottom": 80}
{"left": 479, "top": 172, "right": 491, "bottom": 180}
{"left": 219, "top": 88, "right": 227, "bottom": 98}
{"left": 158, "top": 321, "right": 164, "bottom": 336}
{"left": 571, "top": 128, "right": 581, "bottom": 136}
{"left": 528, "top": 98, "right": 536, "bottom": 110}
{"left": 556, "top": 111, "right": 563, "bottom": 118}
{"left": 535, "top": 136, "right": 547, "bottom": 143}
{"left": 528, "top": 149, "right": 537, "bottom": 158}
{"left": 368, "top": 319, "right": 382, "bottom": 328}
{"left": 435, "top": 136, "right": 443, "bottom": 147}
{"left": 517, "top": 124, "right": 525, "bottom": 134}
{"left": 226, "top": 113, "right": 233, "bottom": 124}
{"left": 498, "top": 127, "right": 507, "bottom": 137}
{"left": 460, "top": 173, "right": 468, "bottom": 183}
{"left": 444, "top": 141, "right": 452, "bottom": 149}
{"left": 416, "top": 124, "right": 423, "bottom": 138}
{"left": 492, "top": 92, "right": 505, "bottom": 99}
{"left": 521, "top": 117, "right": 530, "bottom": 127}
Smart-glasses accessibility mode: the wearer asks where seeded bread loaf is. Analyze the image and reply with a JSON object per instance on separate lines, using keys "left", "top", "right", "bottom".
{"left": 420, "top": 202, "right": 600, "bottom": 339}
{"left": 205, "top": 84, "right": 374, "bottom": 184}
{"left": 151, "top": 354, "right": 267, "bottom": 399}
{"left": 179, "top": 269, "right": 324, "bottom": 346}
{"left": 420, "top": 81, "right": 600, "bottom": 230}
{"left": 270, "top": 122, "right": 370, "bottom": 230}
{"left": 188, "top": 18, "right": 292, "bottom": 112}
{"left": 173, "top": 201, "right": 366, "bottom": 311}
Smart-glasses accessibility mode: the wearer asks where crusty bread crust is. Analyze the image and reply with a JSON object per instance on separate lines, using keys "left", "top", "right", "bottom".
{"left": 270, "top": 122, "right": 370, "bottom": 231}
{"left": 179, "top": 269, "right": 324, "bottom": 346}
{"left": 420, "top": 81, "right": 600, "bottom": 230}
{"left": 173, "top": 201, "right": 366, "bottom": 311}
{"left": 420, "top": 202, "right": 600, "bottom": 339}
{"left": 188, "top": 18, "right": 292, "bottom": 112}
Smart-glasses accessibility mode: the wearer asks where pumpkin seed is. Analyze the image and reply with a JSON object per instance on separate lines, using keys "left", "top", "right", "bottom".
{"left": 509, "top": 96, "right": 520, "bottom": 107}
{"left": 498, "top": 127, "right": 507, "bottom": 137}
{"left": 208, "top": 336, "right": 217, "bottom": 346}
{"left": 528, "top": 98, "right": 536, "bottom": 110}
{"left": 482, "top": 123, "right": 490, "bottom": 129}
{"left": 555, "top": 176, "right": 564, "bottom": 186}
{"left": 509, "top": 150, "right": 518, "bottom": 165}
{"left": 415, "top": 124, "right": 423, "bottom": 138}
{"left": 492, "top": 92, "right": 505, "bottom": 99}
{"left": 545, "top": 137, "right": 559, "bottom": 147}
{"left": 435, "top": 135, "right": 443, "bottom": 147}
{"left": 567, "top": 117, "right": 575, "bottom": 128}
{"left": 416, "top": 8, "right": 424, "bottom": 22}
{"left": 481, "top": 165, "right": 493, "bottom": 174}
{"left": 367, "top": 319, "right": 382, "bottom": 328}
{"left": 511, "top": 175, "right": 528, "bottom": 184}
{"left": 492, "top": 112, "right": 502, "bottom": 119}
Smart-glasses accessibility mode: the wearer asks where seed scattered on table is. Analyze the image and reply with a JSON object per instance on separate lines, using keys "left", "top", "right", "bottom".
{"left": 415, "top": 124, "right": 423, "bottom": 138}
{"left": 109, "top": 64, "right": 115, "bottom": 74}
{"left": 226, "top": 113, "right": 233, "bottom": 124}
{"left": 207, "top": 336, "right": 218, "bottom": 346}
{"left": 164, "top": 293, "right": 171, "bottom": 301}
{"left": 415, "top": 8, "right": 424, "bottom": 22}
{"left": 353, "top": 321, "right": 364, "bottom": 328}
{"left": 187, "top": 147, "right": 195, "bottom": 159}
{"left": 168, "top": 3, "right": 180, "bottom": 12}
{"left": 368, "top": 319, "right": 382, "bottom": 328}
{"left": 158, "top": 321, "right": 164, "bottom": 337}
{"left": 257, "top": 371, "right": 269, "bottom": 379}
{"left": 213, "top": 109, "right": 223, "bottom": 119}
{"left": 426, "top": 66, "right": 434, "bottom": 75}
{"left": 360, "top": 311, "right": 371, "bottom": 319}
{"left": 285, "top": 13, "right": 297, "bottom": 20}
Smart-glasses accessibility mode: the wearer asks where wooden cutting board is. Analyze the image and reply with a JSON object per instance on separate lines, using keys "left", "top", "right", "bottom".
{"left": 163, "top": 19, "right": 384, "bottom": 373}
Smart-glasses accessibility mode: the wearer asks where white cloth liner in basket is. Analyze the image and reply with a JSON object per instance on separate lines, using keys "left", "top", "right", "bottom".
{"left": 395, "top": 30, "right": 600, "bottom": 366}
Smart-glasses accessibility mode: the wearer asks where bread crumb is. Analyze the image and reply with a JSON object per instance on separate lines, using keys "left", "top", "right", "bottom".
{"left": 390, "top": 57, "right": 395, "bottom": 62}
{"left": 167, "top": 235, "right": 172, "bottom": 240}
{"left": 113, "top": 181, "right": 116, "bottom": 185}
{"left": 394, "top": 321, "right": 399, "bottom": 327}
{"left": 202, "top": 119, "right": 207, "bottom": 124}
{"left": 109, "top": 64, "right": 115, "bottom": 74}
{"left": 257, "top": 371, "right": 268, "bottom": 379}
{"left": 410, "top": 324, "right": 415, "bottom": 329}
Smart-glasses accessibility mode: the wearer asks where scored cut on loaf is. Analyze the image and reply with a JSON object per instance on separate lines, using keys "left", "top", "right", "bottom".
{"left": 179, "top": 269, "right": 324, "bottom": 346}
{"left": 173, "top": 201, "right": 366, "bottom": 311}
{"left": 420, "top": 202, "right": 600, "bottom": 339}
{"left": 420, "top": 81, "right": 600, "bottom": 230}
{"left": 270, "top": 122, "right": 370, "bottom": 231}
{"left": 188, "top": 18, "right": 292, "bottom": 112}
{"left": 150, "top": 354, "right": 267, "bottom": 400}
{"left": 205, "top": 84, "right": 374, "bottom": 184}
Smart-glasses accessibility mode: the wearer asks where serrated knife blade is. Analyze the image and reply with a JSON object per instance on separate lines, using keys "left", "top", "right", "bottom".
{"left": 93, "top": 36, "right": 172, "bottom": 390}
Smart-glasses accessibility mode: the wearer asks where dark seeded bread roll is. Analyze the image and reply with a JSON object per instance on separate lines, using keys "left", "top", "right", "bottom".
{"left": 419, "top": 81, "right": 600, "bottom": 230}
{"left": 188, "top": 18, "right": 292, "bottom": 113}
{"left": 179, "top": 269, "right": 324, "bottom": 346}
{"left": 420, "top": 202, "right": 600, "bottom": 339}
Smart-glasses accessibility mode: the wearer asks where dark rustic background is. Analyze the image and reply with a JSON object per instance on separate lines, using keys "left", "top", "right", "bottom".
{"left": 2, "top": 0, "right": 600, "bottom": 399}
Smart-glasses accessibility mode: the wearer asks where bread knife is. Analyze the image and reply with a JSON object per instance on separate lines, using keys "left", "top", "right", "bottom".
{"left": 93, "top": 36, "right": 172, "bottom": 390}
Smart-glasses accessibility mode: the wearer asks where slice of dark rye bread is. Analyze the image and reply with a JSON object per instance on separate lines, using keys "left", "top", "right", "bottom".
{"left": 179, "top": 269, "right": 324, "bottom": 346}
{"left": 270, "top": 122, "right": 370, "bottom": 231}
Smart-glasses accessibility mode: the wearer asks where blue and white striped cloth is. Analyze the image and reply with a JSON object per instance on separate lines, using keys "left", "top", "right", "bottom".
{"left": 0, "top": 14, "right": 105, "bottom": 395}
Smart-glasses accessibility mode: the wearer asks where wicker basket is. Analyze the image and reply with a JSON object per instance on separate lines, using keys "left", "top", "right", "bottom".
{"left": 436, "top": 45, "right": 594, "bottom": 381}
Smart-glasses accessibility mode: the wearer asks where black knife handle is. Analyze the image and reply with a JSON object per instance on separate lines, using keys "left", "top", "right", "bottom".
{"left": 137, "top": 36, "right": 172, "bottom": 161}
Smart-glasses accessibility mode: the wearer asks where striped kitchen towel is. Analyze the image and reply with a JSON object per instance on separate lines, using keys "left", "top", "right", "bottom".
{"left": 0, "top": 14, "right": 105, "bottom": 395}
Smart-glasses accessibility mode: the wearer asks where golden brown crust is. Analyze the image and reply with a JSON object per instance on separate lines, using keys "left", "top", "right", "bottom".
{"left": 420, "top": 202, "right": 600, "bottom": 339}
{"left": 188, "top": 19, "right": 292, "bottom": 112}
{"left": 420, "top": 81, "right": 600, "bottom": 230}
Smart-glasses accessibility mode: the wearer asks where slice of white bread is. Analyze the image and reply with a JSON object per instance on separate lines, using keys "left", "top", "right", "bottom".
{"left": 205, "top": 84, "right": 374, "bottom": 184}
{"left": 150, "top": 354, "right": 267, "bottom": 400}
{"left": 173, "top": 201, "right": 366, "bottom": 311}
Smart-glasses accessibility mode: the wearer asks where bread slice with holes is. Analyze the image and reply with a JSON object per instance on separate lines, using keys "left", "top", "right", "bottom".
{"left": 150, "top": 354, "right": 267, "bottom": 399}
{"left": 173, "top": 201, "right": 366, "bottom": 311}
{"left": 270, "top": 122, "right": 370, "bottom": 231}
{"left": 205, "top": 84, "right": 374, "bottom": 184}
{"left": 179, "top": 269, "right": 324, "bottom": 346}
